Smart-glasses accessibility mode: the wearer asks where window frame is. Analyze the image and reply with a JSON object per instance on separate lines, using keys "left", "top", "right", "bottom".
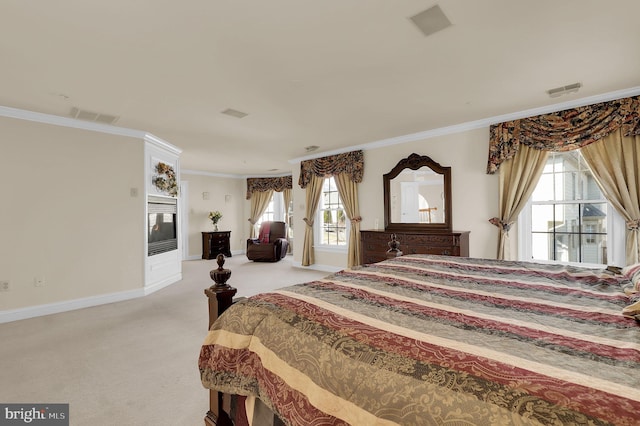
{"left": 314, "top": 177, "right": 349, "bottom": 252}
{"left": 518, "top": 151, "right": 625, "bottom": 267}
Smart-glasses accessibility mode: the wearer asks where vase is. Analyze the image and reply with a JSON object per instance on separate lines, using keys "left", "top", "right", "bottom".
{"left": 213, "top": 223, "right": 219, "bottom": 231}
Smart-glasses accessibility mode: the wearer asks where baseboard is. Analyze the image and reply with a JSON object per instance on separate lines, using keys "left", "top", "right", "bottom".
{"left": 0, "top": 288, "right": 145, "bottom": 324}
{"left": 0, "top": 274, "right": 182, "bottom": 324}
{"left": 144, "top": 272, "right": 182, "bottom": 295}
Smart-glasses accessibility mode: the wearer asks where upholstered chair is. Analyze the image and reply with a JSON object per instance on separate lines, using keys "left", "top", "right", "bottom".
{"left": 246, "top": 221, "right": 289, "bottom": 262}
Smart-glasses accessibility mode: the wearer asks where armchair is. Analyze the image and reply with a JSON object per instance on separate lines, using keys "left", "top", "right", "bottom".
{"left": 246, "top": 221, "right": 289, "bottom": 262}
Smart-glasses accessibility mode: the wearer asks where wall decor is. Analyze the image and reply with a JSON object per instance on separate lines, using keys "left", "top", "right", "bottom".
{"left": 152, "top": 162, "right": 178, "bottom": 196}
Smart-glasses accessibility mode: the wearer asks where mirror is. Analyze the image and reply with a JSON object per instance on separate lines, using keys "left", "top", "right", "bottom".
{"left": 384, "top": 153, "right": 452, "bottom": 232}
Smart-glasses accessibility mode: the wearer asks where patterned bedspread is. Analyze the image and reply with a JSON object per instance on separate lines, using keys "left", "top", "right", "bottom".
{"left": 199, "top": 255, "right": 640, "bottom": 425}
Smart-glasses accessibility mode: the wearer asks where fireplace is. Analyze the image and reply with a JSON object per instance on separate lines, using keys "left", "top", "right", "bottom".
{"left": 148, "top": 195, "right": 178, "bottom": 256}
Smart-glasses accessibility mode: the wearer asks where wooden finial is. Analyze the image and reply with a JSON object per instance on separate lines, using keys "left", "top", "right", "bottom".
{"left": 210, "top": 254, "right": 232, "bottom": 288}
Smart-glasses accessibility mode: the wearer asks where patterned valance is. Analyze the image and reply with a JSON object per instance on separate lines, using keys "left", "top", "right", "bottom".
{"left": 246, "top": 176, "right": 292, "bottom": 199}
{"left": 298, "top": 150, "right": 364, "bottom": 188}
{"left": 487, "top": 95, "right": 640, "bottom": 174}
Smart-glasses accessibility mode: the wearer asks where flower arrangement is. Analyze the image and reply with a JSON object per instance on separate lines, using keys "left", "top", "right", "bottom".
{"left": 152, "top": 162, "right": 178, "bottom": 196}
{"left": 208, "top": 211, "right": 223, "bottom": 231}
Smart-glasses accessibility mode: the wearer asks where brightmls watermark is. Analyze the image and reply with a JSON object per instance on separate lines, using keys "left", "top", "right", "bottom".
{"left": 1, "top": 404, "right": 68, "bottom": 425}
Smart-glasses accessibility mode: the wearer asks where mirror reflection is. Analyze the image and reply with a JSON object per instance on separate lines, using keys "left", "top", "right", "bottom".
{"left": 383, "top": 153, "right": 452, "bottom": 232}
{"left": 389, "top": 167, "right": 445, "bottom": 224}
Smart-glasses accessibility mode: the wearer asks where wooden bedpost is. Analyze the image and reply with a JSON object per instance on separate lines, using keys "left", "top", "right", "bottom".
{"left": 204, "top": 254, "right": 236, "bottom": 426}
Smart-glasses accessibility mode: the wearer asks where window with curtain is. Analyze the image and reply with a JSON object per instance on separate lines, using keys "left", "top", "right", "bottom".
{"left": 255, "top": 191, "right": 288, "bottom": 225}
{"left": 519, "top": 151, "right": 625, "bottom": 266}
{"left": 316, "top": 177, "right": 348, "bottom": 248}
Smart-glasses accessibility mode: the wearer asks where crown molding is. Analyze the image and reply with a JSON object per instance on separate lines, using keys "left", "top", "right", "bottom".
{"left": 288, "top": 86, "right": 640, "bottom": 164}
{"left": 0, "top": 104, "right": 178, "bottom": 151}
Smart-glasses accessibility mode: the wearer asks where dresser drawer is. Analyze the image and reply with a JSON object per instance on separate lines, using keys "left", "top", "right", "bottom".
{"left": 360, "top": 230, "right": 469, "bottom": 265}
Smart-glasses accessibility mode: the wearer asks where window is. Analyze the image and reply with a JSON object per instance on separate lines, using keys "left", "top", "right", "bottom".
{"left": 316, "top": 177, "right": 348, "bottom": 248}
{"left": 256, "top": 196, "right": 275, "bottom": 229}
{"left": 519, "top": 150, "right": 625, "bottom": 266}
{"left": 255, "top": 192, "right": 291, "bottom": 235}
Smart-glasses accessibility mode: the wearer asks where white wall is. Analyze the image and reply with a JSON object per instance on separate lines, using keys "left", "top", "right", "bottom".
{"left": 0, "top": 116, "right": 145, "bottom": 312}
{"left": 182, "top": 173, "right": 245, "bottom": 259}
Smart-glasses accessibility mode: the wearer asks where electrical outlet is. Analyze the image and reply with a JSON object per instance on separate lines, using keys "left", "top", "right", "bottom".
{"left": 0, "top": 280, "right": 9, "bottom": 292}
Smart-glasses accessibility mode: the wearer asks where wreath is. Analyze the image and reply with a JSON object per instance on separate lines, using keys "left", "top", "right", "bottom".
{"left": 152, "top": 162, "right": 178, "bottom": 196}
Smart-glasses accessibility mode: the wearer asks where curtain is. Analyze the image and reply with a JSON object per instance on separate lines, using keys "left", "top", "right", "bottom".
{"left": 248, "top": 190, "right": 274, "bottom": 238}
{"left": 299, "top": 150, "right": 364, "bottom": 266}
{"left": 299, "top": 150, "right": 363, "bottom": 188}
{"left": 487, "top": 95, "right": 640, "bottom": 174}
{"left": 246, "top": 176, "right": 292, "bottom": 199}
{"left": 334, "top": 172, "right": 362, "bottom": 267}
{"left": 489, "top": 145, "right": 548, "bottom": 260}
{"left": 301, "top": 174, "right": 324, "bottom": 266}
{"left": 487, "top": 95, "right": 640, "bottom": 261}
{"left": 581, "top": 129, "right": 640, "bottom": 265}
{"left": 282, "top": 188, "right": 292, "bottom": 223}
{"left": 282, "top": 188, "right": 292, "bottom": 247}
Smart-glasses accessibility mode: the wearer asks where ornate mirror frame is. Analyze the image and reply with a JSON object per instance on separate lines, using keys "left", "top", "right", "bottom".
{"left": 383, "top": 153, "right": 452, "bottom": 232}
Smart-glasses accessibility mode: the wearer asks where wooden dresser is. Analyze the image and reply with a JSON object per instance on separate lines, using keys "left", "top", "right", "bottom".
{"left": 202, "top": 231, "right": 232, "bottom": 259}
{"left": 360, "top": 230, "right": 469, "bottom": 265}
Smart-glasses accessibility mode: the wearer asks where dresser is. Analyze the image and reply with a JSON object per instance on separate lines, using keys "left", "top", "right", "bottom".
{"left": 202, "top": 231, "right": 232, "bottom": 259}
{"left": 360, "top": 230, "right": 469, "bottom": 265}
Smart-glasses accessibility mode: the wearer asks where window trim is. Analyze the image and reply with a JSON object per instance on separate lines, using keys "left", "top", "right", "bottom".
{"left": 314, "top": 177, "right": 349, "bottom": 252}
{"left": 518, "top": 171, "right": 626, "bottom": 267}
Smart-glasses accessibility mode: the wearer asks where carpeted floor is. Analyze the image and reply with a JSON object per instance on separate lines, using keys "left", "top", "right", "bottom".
{"left": 0, "top": 255, "right": 330, "bottom": 426}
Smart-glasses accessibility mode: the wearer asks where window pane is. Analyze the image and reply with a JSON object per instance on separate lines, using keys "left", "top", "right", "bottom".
{"left": 582, "top": 203, "right": 607, "bottom": 233}
{"left": 531, "top": 233, "right": 552, "bottom": 261}
{"left": 556, "top": 203, "right": 579, "bottom": 232}
{"left": 531, "top": 205, "right": 554, "bottom": 232}
{"left": 532, "top": 174, "right": 554, "bottom": 201}
{"left": 581, "top": 234, "right": 607, "bottom": 264}
{"left": 556, "top": 171, "right": 579, "bottom": 201}
{"left": 555, "top": 233, "right": 579, "bottom": 263}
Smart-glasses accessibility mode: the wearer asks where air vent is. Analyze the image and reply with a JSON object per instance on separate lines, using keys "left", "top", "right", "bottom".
{"left": 70, "top": 107, "right": 119, "bottom": 125}
{"left": 221, "top": 108, "right": 248, "bottom": 119}
{"left": 547, "top": 82, "right": 582, "bottom": 98}
{"left": 409, "top": 5, "right": 452, "bottom": 37}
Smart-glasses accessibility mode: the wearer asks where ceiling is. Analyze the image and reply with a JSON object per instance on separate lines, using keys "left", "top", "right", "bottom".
{"left": 2, "top": 0, "right": 640, "bottom": 176}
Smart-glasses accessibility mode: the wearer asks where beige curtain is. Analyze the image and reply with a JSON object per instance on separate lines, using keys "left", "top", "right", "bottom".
{"left": 581, "top": 129, "right": 640, "bottom": 265}
{"left": 491, "top": 145, "right": 548, "bottom": 260}
{"left": 301, "top": 174, "right": 324, "bottom": 266}
{"left": 334, "top": 172, "right": 362, "bottom": 267}
{"left": 248, "top": 189, "right": 274, "bottom": 238}
{"left": 282, "top": 188, "right": 292, "bottom": 224}
{"left": 282, "top": 188, "right": 292, "bottom": 249}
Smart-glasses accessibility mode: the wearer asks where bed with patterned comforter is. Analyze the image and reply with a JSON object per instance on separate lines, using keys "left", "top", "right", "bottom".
{"left": 199, "top": 254, "right": 640, "bottom": 425}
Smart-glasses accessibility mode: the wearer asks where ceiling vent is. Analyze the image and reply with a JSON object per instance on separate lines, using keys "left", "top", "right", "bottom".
{"left": 546, "top": 82, "right": 582, "bottom": 98}
{"left": 221, "top": 108, "right": 248, "bottom": 119}
{"left": 409, "top": 5, "right": 452, "bottom": 37}
{"left": 70, "top": 107, "right": 119, "bottom": 125}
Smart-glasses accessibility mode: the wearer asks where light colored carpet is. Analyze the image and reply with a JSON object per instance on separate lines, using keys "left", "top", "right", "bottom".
{"left": 0, "top": 255, "right": 330, "bottom": 426}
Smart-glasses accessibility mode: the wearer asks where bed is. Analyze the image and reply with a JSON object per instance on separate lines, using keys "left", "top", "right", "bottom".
{"left": 199, "top": 254, "right": 640, "bottom": 425}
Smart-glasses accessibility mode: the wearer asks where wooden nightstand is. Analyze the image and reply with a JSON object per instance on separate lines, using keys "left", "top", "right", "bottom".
{"left": 202, "top": 231, "right": 232, "bottom": 259}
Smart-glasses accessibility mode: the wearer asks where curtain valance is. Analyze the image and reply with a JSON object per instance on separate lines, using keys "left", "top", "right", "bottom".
{"left": 298, "top": 150, "right": 364, "bottom": 188}
{"left": 246, "top": 176, "right": 292, "bottom": 199}
{"left": 487, "top": 95, "right": 640, "bottom": 174}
